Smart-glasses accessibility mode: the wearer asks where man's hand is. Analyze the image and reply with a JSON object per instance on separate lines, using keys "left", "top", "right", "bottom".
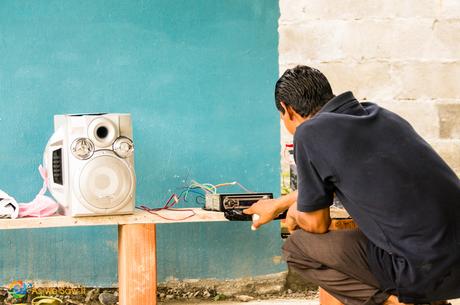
{"left": 296, "top": 207, "right": 331, "bottom": 234}
{"left": 285, "top": 202, "right": 300, "bottom": 233}
{"left": 243, "top": 198, "right": 284, "bottom": 230}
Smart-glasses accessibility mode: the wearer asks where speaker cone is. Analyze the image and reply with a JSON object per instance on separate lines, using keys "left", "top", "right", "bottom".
{"left": 77, "top": 153, "right": 134, "bottom": 211}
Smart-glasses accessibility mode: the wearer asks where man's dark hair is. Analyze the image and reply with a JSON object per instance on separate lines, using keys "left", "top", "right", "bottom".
{"left": 275, "top": 65, "right": 335, "bottom": 117}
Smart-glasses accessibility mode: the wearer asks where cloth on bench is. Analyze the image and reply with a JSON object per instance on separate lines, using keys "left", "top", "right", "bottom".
{"left": 0, "top": 190, "right": 19, "bottom": 219}
{"left": 1, "top": 165, "right": 59, "bottom": 219}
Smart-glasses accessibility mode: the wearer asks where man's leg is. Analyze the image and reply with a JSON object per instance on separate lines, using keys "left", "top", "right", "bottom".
{"left": 282, "top": 229, "right": 390, "bottom": 305}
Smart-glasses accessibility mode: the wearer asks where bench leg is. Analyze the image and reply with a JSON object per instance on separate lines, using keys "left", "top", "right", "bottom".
{"left": 118, "top": 224, "right": 157, "bottom": 305}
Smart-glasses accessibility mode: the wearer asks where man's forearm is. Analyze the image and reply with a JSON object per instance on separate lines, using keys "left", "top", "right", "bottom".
{"left": 274, "top": 190, "right": 298, "bottom": 214}
{"left": 295, "top": 208, "right": 331, "bottom": 234}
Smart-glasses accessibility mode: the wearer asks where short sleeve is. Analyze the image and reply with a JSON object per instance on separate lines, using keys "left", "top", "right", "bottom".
{"left": 294, "top": 136, "right": 334, "bottom": 212}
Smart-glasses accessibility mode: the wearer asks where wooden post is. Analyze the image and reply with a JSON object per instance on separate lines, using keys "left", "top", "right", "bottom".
{"left": 118, "top": 224, "right": 157, "bottom": 305}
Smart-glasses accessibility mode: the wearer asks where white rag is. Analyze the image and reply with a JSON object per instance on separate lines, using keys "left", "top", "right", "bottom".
{"left": 0, "top": 190, "right": 19, "bottom": 219}
{"left": 0, "top": 165, "right": 59, "bottom": 219}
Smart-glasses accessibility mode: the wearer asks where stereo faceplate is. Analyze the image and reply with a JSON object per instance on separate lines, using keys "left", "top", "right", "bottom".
{"left": 204, "top": 193, "right": 286, "bottom": 221}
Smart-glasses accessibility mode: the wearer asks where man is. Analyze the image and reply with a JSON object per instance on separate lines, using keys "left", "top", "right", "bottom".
{"left": 244, "top": 66, "right": 460, "bottom": 305}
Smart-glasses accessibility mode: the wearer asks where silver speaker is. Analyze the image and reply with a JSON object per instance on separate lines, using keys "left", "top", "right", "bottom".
{"left": 44, "top": 113, "right": 136, "bottom": 216}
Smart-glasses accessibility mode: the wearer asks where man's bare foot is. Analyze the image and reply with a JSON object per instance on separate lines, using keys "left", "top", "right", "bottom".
{"left": 319, "top": 288, "right": 344, "bottom": 305}
{"left": 383, "top": 295, "right": 413, "bottom": 305}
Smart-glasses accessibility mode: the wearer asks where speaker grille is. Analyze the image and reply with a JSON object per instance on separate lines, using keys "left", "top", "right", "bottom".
{"left": 78, "top": 155, "right": 134, "bottom": 211}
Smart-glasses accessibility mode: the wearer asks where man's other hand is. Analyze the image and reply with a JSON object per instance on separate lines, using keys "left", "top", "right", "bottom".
{"left": 243, "top": 198, "right": 282, "bottom": 230}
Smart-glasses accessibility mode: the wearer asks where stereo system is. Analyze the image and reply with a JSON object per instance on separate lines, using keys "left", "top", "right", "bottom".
{"left": 43, "top": 113, "right": 136, "bottom": 217}
{"left": 205, "top": 193, "right": 286, "bottom": 221}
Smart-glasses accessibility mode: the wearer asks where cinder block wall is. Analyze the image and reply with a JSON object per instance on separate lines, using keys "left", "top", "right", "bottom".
{"left": 279, "top": 0, "right": 460, "bottom": 176}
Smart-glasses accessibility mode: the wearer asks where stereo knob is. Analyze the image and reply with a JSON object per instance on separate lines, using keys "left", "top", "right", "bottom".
{"left": 225, "top": 199, "right": 238, "bottom": 208}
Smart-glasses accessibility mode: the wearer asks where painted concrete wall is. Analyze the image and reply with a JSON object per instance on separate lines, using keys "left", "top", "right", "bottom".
{"left": 0, "top": 1, "right": 282, "bottom": 286}
{"left": 279, "top": 0, "right": 460, "bottom": 176}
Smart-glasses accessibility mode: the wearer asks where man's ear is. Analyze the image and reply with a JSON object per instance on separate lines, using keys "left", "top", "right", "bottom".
{"left": 280, "top": 102, "right": 295, "bottom": 120}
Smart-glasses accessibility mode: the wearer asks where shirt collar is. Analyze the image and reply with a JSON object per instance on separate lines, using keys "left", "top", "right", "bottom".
{"left": 317, "top": 91, "right": 360, "bottom": 114}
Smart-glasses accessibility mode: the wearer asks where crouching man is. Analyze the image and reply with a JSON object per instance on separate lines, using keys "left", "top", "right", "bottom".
{"left": 244, "top": 66, "right": 460, "bottom": 305}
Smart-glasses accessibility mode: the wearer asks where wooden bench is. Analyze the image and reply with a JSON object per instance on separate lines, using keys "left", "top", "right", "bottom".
{"left": 0, "top": 209, "right": 227, "bottom": 305}
{"left": 0, "top": 208, "right": 352, "bottom": 305}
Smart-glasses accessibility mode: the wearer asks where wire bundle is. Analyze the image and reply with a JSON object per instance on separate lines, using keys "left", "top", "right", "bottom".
{"left": 184, "top": 180, "right": 251, "bottom": 196}
{"left": 137, "top": 180, "right": 251, "bottom": 221}
{"left": 137, "top": 193, "right": 197, "bottom": 221}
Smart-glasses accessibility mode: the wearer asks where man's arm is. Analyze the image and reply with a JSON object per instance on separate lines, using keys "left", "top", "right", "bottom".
{"left": 244, "top": 191, "right": 332, "bottom": 233}
{"left": 286, "top": 203, "right": 331, "bottom": 234}
{"left": 274, "top": 190, "right": 298, "bottom": 213}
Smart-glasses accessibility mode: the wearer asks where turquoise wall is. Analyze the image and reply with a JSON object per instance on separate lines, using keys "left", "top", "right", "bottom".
{"left": 0, "top": 1, "right": 282, "bottom": 286}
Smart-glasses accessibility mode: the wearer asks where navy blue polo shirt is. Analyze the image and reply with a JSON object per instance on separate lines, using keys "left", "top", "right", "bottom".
{"left": 293, "top": 91, "right": 460, "bottom": 302}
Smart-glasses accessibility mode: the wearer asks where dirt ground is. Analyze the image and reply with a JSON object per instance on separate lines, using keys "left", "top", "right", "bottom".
{"left": 160, "top": 300, "right": 318, "bottom": 305}
{"left": 161, "top": 298, "right": 460, "bottom": 305}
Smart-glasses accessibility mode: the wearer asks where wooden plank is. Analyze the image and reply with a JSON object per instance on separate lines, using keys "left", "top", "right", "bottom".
{"left": 329, "top": 219, "right": 357, "bottom": 231}
{"left": 118, "top": 223, "right": 157, "bottom": 305}
{"left": 0, "top": 206, "right": 351, "bottom": 231}
{"left": 0, "top": 209, "right": 227, "bottom": 230}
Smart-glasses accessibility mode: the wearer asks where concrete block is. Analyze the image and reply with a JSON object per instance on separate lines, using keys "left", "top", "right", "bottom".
{"left": 438, "top": 103, "right": 460, "bottom": 139}
{"left": 440, "top": 0, "right": 460, "bottom": 19}
{"left": 432, "top": 20, "right": 460, "bottom": 60}
{"left": 278, "top": 22, "right": 346, "bottom": 63}
{"left": 393, "top": 62, "right": 460, "bottom": 99}
{"left": 311, "top": 61, "right": 394, "bottom": 101}
{"left": 279, "top": 20, "right": 460, "bottom": 63}
{"left": 342, "top": 20, "right": 432, "bottom": 61}
{"left": 279, "top": 0, "right": 437, "bottom": 22}
{"left": 347, "top": 19, "right": 460, "bottom": 61}
{"left": 429, "top": 140, "right": 460, "bottom": 176}
{"left": 378, "top": 100, "right": 440, "bottom": 140}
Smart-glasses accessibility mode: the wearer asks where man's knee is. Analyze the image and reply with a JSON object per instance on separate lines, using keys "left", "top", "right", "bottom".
{"left": 282, "top": 229, "right": 366, "bottom": 270}
{"left": 283, "top": 229, "right": 329, "bottom": 259}
{"left": 282, "top": 230, "right": 310, "bottom": 258}
{"left": 282, "top": 230, "right": 324, "bottom": 269}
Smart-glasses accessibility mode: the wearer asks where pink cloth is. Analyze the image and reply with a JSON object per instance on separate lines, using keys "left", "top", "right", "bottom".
{"left": 18, "top": 165, "right": 60, "bottom": 218}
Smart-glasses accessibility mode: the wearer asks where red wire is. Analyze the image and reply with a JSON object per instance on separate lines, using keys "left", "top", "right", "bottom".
{"left": 140, "top": 207, "right": 197, "bottom": 221}
{"left": 137, "top": 193, "right": 197, "bottom": 221}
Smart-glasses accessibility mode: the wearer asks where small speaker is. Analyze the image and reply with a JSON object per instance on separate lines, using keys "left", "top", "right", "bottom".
{"left": 44, "top": 113, "right": 136, "bottom": 216}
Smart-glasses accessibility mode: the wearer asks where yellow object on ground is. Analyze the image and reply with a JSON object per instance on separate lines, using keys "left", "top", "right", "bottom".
{"left": 31, "top": 296, "right": 63, "bottom": 305}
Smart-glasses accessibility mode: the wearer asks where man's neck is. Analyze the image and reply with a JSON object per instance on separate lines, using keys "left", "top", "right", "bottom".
{"left": 293, "top": 113, "right": 314, "bottom": 131}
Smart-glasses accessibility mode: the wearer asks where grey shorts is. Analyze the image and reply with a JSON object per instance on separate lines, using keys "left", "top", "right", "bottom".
{"left": 282, "top": 228, "right": 390, "bottom": 305}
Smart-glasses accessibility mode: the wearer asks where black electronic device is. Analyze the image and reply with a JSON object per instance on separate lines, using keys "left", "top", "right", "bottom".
{"left": 204, "top": 193, "right": 286, "bottom": 221}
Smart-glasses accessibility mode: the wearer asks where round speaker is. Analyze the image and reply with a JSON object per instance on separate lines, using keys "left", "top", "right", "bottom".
{"left": 76, "top": 152, "right": 134, "bottom": 212}
{"left": 88, "top": 117, "right": 117, "bottom": 148}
